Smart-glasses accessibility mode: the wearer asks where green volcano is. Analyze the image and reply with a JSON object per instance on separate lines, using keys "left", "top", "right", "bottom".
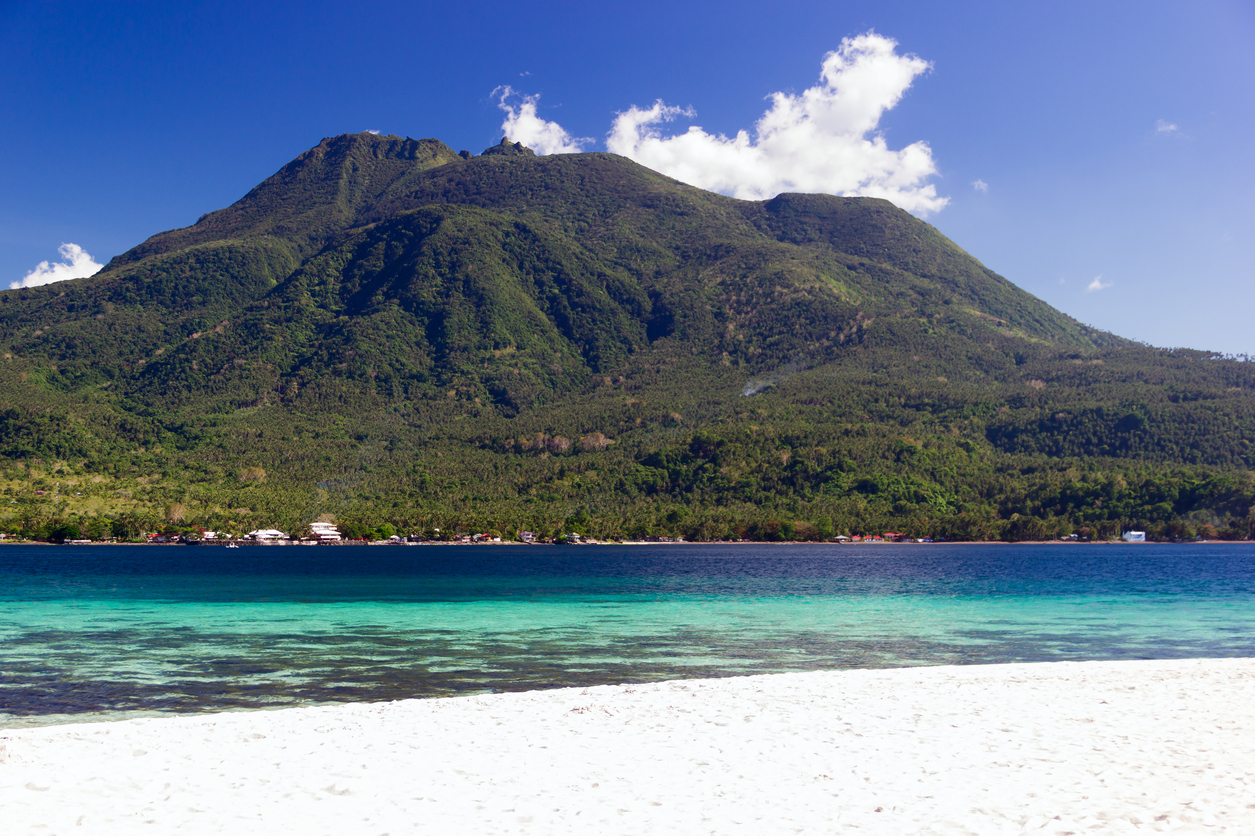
{"left": 3, "top": 132, "right": 1253, "bottom": 541}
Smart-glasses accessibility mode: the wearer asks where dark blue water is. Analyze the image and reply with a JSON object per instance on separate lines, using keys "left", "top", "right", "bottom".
{"left": 1, "top": 543, "right": 1252, "bottom": 727}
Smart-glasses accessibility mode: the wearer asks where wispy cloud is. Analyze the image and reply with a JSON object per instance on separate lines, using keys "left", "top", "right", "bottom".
{"left": 972, "top": 179, "right": 989, "bottom": 193}
{"left": 1086, "top": 275, "right": 1111, "bottom": 292}
{"left": 10, "top": 243, "right": 103, "bottom": 290}
{"left": 1155, "top": 119, "right": 1179, "bottom": 134}
{"left": 365, "top": 129, "right": 381, "bottom": 135}
{"left": 495, "top": 33, "right": 947, "bottom": 215}
{"left": 495, "top": 86, "right": 591, "bottom": 155}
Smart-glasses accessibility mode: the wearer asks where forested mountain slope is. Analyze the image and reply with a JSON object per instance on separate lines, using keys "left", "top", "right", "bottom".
{"left": 2, "top": 132, "right": 1253, "bottom": 541}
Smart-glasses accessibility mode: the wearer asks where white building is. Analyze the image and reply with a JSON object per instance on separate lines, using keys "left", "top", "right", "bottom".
{"left": 246, "top": 529, "right": 288, "bottom": 541}
{"left": 308, "top": 522, "right": 341, "bottom": 542}
{"left": 1122, "top": 530, "right": 1147, "bottom": 543}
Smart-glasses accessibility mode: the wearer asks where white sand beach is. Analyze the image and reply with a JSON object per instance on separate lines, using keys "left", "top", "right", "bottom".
{"left": 3, "top": 658, "right": 1253, "bottom": 834}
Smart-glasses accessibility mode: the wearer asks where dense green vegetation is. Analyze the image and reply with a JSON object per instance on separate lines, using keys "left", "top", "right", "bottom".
{"left": 2, "top": 132, "right": 1253, "bottom": 542}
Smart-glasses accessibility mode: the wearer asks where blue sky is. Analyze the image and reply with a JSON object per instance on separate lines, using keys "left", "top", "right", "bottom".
{"left": 3, "top": 0, "right": 1252, "bottom": 354}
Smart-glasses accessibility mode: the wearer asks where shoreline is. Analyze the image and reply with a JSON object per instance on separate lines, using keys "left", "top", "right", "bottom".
{"left": 4, "top": 658, "right": 1253, "bottom": 833}
{"left": 2, "top": 538, "right": 1247, "bottom": 546}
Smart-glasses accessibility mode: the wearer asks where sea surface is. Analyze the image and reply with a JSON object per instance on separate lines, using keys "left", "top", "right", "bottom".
{"left": 1, "top": 542, "right": 1252, "bottom": 728}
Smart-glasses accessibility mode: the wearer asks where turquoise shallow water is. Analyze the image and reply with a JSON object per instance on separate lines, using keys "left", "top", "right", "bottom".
{"left": 1, "top": 543, "right": 1252, "bottom": 727}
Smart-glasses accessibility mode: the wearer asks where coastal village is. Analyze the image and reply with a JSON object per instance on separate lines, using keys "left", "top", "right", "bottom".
{"left": 0, "top": 527, "right": 1150, "bottom": 545}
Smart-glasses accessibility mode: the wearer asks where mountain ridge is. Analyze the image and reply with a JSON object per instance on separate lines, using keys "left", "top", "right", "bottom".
{"left": 104, "top": 134, "right": 465, "bottom": 269}
{"left": 1, "top": 132, "right": 1253, "bottom": 542}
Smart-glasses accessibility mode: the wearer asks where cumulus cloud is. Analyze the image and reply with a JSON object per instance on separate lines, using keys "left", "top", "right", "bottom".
{"left": 495, "top": 86, "right": 591, "bottom": 155}
{"left": 1086, "top": 275, "right": 1111, "bottom": 292}
{"left": 1155, "top": 119, "right": 1178, "bottom": 133}
{"left": 10, "top": 243, "right": 103, "bottom": 290}
{"left": 972, "top": 179, "right": 989, "bottom": 193}
{"left": 492, "top": 33, "right": 946, "bottom": 214}
{"left": 604, "top": 33, "right": 947, "bottom": 214}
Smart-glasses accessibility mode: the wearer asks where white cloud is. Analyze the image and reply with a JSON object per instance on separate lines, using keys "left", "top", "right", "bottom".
{"left": 1155, "top": 119, "right": 1178, "bottom": 133}
{"left": 495, "top": 86, "right": 591, "bottom": 155}
{"left": 365, "top": 129, "right": 381, "bottom": 135}
{"left": 604, "top": 33, "right": 947, "bottom": 214}
{"left": 10, "top": 243, "right": 103, "bottom": 290}
{"left": 491, "top": 34, "right": 946, "bottom": 215}
{"left": 1086, "top": 275, "right": 1112, "bottom": 292}
{"left": 972, "top": 179, "right": 989, "bottom": 193}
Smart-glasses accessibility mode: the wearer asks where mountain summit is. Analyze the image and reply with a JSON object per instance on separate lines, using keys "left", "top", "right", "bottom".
{"left": 2, "top": 132, "right": 1253, "bottom": 540}
{"left": 481, "top": 137, "right": 536, "bottom": 157}
{"left": 24, "top": 131, "right": 1116, "bottom": 409}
